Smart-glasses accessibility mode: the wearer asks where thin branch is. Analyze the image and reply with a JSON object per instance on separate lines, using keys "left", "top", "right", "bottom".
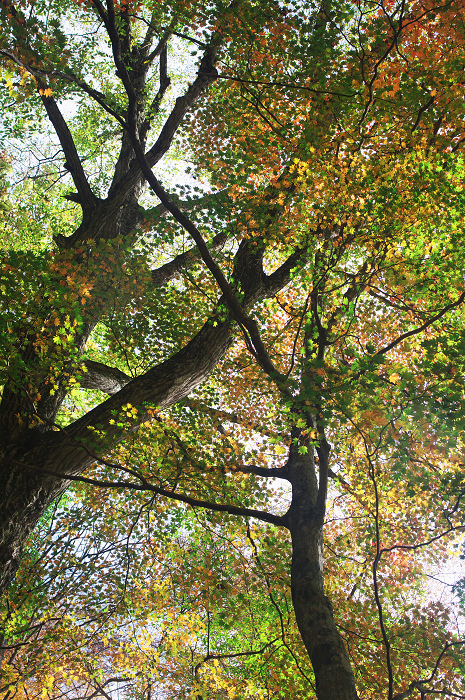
{"left": 194, "top": 638, "right": 280, "bottom": 676}
{"left": 210, "top": 72, "right": 357, "bottom": 98}
{"left": 229, "top": 463, "right": 288, "bottom": 478}
{"left": 126, "top": 158, "right": 289, "bottom": 389}
{"left": 151, "top": 231, "right": 227, "bottom": 286}
{"left": 14, "top": 459, "right": 285, "bottom": 526}
{"left": 411, "top": 93, "right": 436, "bottom": 133}
{"left": 379, "top": 292, "right": 465, "bottom": 355}
{"left": 103, "top": 2, "right": 240, "bottom": 211}
{"left": 171, "top": 30, "right": 207, "bottom": 48}
{"left": 145, "top": 43, "right": 171, "bottom": 122}
{"left": 392, "top": 641, "right": 465, "bottom": 700}
{"left": 378, "top": 491, "right": 465, "bottom": 557}
{"left": 0, "top": 49, "right": 126, "bottom": 127}
{"left": 367, "top": 446, "right": 395, "bottom": 700}
{"left": 246, "top": 524, "right": 314, "bottom": 685}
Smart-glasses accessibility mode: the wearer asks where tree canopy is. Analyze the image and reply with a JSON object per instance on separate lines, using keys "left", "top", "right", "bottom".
{"left": 0, "top": 0, "right": 465, "bottom": 698}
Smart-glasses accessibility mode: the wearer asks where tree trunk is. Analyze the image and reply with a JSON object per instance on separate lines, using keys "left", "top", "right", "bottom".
{"left": 0, "top": 315, "right": 234, "bottom": 597}
{"left": 0, "top": 457, "right": 62, "bottom": 596}
{"left": 0, "top": 246, "right": 302, "bottom": 597}
{"left": 285, "top": 444, "right": 359, "bottom": 700}
{"left": 289, "top": 521, "right": 359, "bottom": 700}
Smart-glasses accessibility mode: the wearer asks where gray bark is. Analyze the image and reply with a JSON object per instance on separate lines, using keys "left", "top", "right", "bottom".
{"left": 284, "top": 442, "right": 360, "bottom": 700}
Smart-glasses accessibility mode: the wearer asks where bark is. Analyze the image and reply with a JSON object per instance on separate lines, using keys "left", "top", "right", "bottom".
{"left": 284, "top": 442, "right": 360, "bottom": 700}
{"left": 0, "top": 6, "right": 364, "bottom": 700}
{"left": 79, "top": 360, "right": 132, "bottom": 394}
{"left": 0, "top": 243, "right": 302, "bottom": 597}
{"left": 0, "top": 315, "right": 233, "bottom": 595}
{"left": 151, "top": 229, "right": 227, "bottom": 287}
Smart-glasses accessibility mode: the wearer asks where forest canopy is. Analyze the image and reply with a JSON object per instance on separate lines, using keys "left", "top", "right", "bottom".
{"left": 0, "top": 0, "right": 465, "bottom": 698}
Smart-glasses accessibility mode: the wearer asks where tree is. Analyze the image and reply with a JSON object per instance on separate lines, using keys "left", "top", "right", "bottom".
{"left": 1, "top": 0, "right": 465, "bottom": 698}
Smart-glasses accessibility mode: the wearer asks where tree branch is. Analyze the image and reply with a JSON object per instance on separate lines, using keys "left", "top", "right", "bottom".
{"left": 77, "top": 364, "right": 289, "bottom": 480}
{"left": 79, "top": 360, "right": 131, "bottom": 394}
{"left": 14, "top": 460, "right": 285, "bottom": 527}
{"left": 391, "top": 641, "right": 465, "bottom": 700}
{"left": 379, "top": 292, "right": 465, "bottom": 356}
{"left": 31, "top": 240, "right": 306, "bottom": 483}
{"left": 38, "top": 90, "right": 98, "bottom": 211}
{"left": 104, "top": 1, "right": 242, "bottom": 210}
{"left": 151, "top": 231, "right": 228, "bottom": 286}
{"left": 0, "top": 49, "right": 126, "bottom": 127}
{"left": 123, "top": 151, "right": 289, "bottom": 388}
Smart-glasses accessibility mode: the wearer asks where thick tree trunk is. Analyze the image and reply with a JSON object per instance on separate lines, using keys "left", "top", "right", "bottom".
{"left": 0, "top": 458, "right": 62, "bottom": 596}
{"left": 285, "top": 444, "right": 359, "bottom": 700}
{"left": 0, "top": 246, "right": 301, "bottom": 597}
{"left": 0, "top": 316, "right": 234, "bottom": 597}
{"left": 289, "top": 522, "right": 359, "bottom": 700}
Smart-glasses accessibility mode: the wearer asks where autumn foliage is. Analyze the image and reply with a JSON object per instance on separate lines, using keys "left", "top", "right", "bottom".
{"left": 0, "top": 0, "right": 465, "bottom": 698}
